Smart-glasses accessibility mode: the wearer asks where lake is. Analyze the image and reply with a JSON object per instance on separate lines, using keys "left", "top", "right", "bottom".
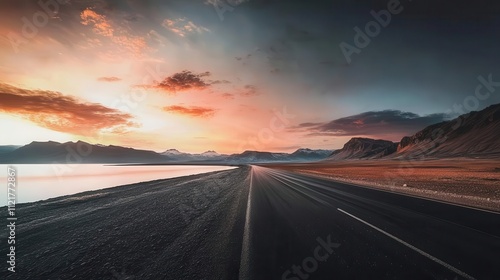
{"left": 0, "top": 164, "right": 236, "bottom": 205}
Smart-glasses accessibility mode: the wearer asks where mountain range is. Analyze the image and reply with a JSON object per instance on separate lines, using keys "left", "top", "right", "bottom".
{"left": 0, "top": 141, "right": 167, "bottom": 164}
{"left": 160, "top": 149, "right": 228, "bottom": 161}
{"left": 0, "top": 142, "right": 334, "bottom": 164}
{"left": 393, "top": 103, "right": 500, "bottom": 159}
{"left": 325, "top": 103, "right": 500, "bottom": 160}
{"left": 0, "top": 145, "right": 21, "bottom": 155}
{"left": 1, "top": 103, "right": 498, "bottom": 164}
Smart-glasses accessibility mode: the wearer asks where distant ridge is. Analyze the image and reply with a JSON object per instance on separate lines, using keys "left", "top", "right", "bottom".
{"left": 393, "top": 103, "right": 500, "bottom": 159}
{"left": 326, "top": 138, "right": 397, "bottom": 160}
{"left": 324, "top": 103, "right": 500, "bottom": 161}
{"left": 0, "top": 145, "right": 21, "bottom": 154}
{"left": 0, "top": 141, "right": 167, "bottom": 164}
{"left": 0, "top": 142, "right": 333, "bottom": 164}
{"left": 160, "top": 149, "right": 227, "bottom": 162}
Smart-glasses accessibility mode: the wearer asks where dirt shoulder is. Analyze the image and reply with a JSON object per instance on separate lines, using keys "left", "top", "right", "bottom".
{"left": 267, "top": 159, "right": 500, "bottom": 212}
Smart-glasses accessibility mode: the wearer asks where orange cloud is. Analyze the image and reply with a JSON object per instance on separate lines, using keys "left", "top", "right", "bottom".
{"left": 97, "top": 76, "right": 122, "bottom": 82}
{"left": 0, "top": 83, "right": 135, "bottom": 135}
{"left": 80, "top": 8, "right": 146, "bottom": 55}
{"left": 163, "top": 105, "right": 215, "bottom": 117}
{"left": 162, "top": 18, "right": 210, "bottom": 37}
{"left": 81, "top": 9, "right": 114, "bottom": 37}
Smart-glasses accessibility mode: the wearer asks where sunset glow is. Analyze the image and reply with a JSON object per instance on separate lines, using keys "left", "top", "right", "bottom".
{"left": 1, "top": 0, "right": 499, "bottom": 153}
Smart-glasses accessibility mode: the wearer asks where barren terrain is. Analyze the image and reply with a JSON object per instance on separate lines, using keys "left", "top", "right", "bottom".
{"left": 268, "top": 159, "right": 500, "bottom": 212}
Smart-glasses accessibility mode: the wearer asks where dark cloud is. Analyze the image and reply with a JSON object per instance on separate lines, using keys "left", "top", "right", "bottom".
{"left": 235, "top": 54, "right": 252, "bottom": 63}
{"left": 145, "top": 71, "right": 230, "bottom": 93}
{"left": 98, "top": 76, "right": 122, "bottom": 82}
{"left": 0, "top": 83, "right": 135, "bottom": 135}
{"left": 301, "top": 110, "right": 450, "bottom": 140}
{"left": 123, "top": 14, "right": 141, "bottom": 22}
{"left": 222, "top": 85, "right": 259, "bottom": 98}
{"left": 163, "top": 105, "right": 215, "bottom": 117}
{"left": 210, "top": 80, "right": 231, "bottom": 85}
{"left": 156, "top": 70, "right": 211, "bottom": 92}
{"left": 284, "top": 25, "right": 316, "bottom": 42}
{"left": 347, "top": 0, "right": 500, "bottom": 21}
{"left": 234, "top": 0, "right": 500, "bottom": 107}
{"left": 240, "top": 85, "right": 258, "bottom": 96}
{"left": 297, "top": 122, "right": 323, "bottom": 128}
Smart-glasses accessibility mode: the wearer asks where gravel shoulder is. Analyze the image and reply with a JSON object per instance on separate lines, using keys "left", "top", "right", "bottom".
{"left": 1, "top": 166, "right": 250, "bottom": 280}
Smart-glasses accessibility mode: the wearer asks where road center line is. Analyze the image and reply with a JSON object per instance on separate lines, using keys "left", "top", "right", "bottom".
{"left": 337, "top": 208, "right": 475, "bottom": 280}
{"left": 238, "top": 166, "right": 254, "bottom": 279}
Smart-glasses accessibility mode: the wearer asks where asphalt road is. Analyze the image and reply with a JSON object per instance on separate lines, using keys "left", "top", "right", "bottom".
{"left": 2, "top": 165, "right": 499, "bottom": 279}
{"left": 242, "top": 166, "right": 500, "bottom": 280}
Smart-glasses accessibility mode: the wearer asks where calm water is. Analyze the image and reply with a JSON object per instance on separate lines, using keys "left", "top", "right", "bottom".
{"left": 0, "top": 164, "right": 236, "bottom": 205}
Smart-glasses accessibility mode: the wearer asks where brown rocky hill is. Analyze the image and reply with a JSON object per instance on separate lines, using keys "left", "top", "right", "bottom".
{"left": 325, "top": 103, "right": 500, "bottom": 161}
{"left": 393, "top": 103, "right": 500, "bottom": 159}
{"left": 327, "top": 138, "right": 398, "bottom": 160}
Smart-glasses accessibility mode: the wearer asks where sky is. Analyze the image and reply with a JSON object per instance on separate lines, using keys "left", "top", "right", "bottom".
{"left": 0, "top": 0, "right": 499, "bottom": 153}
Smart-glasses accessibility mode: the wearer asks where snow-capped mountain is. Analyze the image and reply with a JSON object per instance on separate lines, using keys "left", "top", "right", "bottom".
{"left": 161, "top": 149, "right": 190, "bottom": 156}
{"left": 200, "top": 150, "right": 221, "bottom": 158}
{"left": 160, "top": 149, "right": 227, "bottom": 161}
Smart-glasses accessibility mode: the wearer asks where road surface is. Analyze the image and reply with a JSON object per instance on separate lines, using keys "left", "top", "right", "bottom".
{"left": 242, "top": 166, "right": 500, "bottom": 280}
{"left": 2, "top": 165, "right": 499, "bottom": 279}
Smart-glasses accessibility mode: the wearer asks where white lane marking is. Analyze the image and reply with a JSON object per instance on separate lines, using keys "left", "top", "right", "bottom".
{"left": 337, "top": 208, "right": 476, "bottom": 280}
{"left": 306, "top": 172, "right": 499, "bottom": 215}
{"left": 239, "top": 166, "right": 254, "bottom": 279}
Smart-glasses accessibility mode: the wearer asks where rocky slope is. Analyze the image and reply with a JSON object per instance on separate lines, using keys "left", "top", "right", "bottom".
{"left": 325, "top": 104, "right": 500, "bottom": 161}
{"left": 327, "top": 138, "right": 398, "bottom": 160}
{"left": 393, "top": 103, "right": 500, "bottom": 159}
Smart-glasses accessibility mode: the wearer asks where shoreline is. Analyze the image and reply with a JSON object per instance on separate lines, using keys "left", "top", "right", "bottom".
{"left": 0, "top": 164, "right": 237, "bottom": 206}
